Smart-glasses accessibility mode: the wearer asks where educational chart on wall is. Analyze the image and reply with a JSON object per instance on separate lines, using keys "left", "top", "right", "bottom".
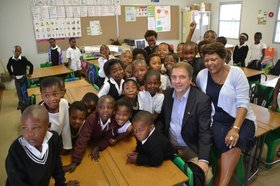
{"left": 155, "top": 6, "right": 171, "bottom": 32}
{"left": 30, "top": 0, "right": 120, "bottom": 40}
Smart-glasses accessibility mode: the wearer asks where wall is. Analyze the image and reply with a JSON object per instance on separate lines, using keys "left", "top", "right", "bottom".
{"left": 204, "top": 0, "right": 280, "bottom": 64}
{"left": 0, "top": 0, "right": 200, "bottom": 72}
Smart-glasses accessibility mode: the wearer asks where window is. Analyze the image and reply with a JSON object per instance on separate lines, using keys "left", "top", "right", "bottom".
{"left": 274, "top": 5, "right": 280, "bottom": 42}
{"left": 218, "top": 3, "right": 242, "bottom": 39}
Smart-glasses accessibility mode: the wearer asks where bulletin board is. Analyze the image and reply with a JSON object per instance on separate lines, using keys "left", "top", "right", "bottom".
{"left": 36, "top": 16, "right": 117, "bottom": 53}
{"left": 35, "top": 5, "right": 179, "bottom": 53}
{"left": 118, "top": 5, "right": 179, "bottom": 40}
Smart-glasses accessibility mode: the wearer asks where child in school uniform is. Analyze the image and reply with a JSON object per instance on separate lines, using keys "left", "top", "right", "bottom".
{"left": 98, "top": 59, "right": 124, "bottom": 100}
{"left": 163, "top": 52, "right": 179, "bottom": 78}
{"left": 148, "top": 54, "right": 171, "bottom": 90}
{"left": 40, "top": 77, "right": 72, "bottom": 154}
{"left": 120, "top": 50, "right": 133, "bottom": 68}
{"left": 69, "top": 101, "right": 87, "bottom": 145}
{"left": 48, "top": 38, "right": 63, "bottom": 66}
{"left": 233, "top": 33, "right": 249, "bottom": 67}
{"left": 158, "top": 42, "right": 173, "bottom": 64}
{"left": 5, "top": 105, "right": 79, "bottom": 186}
{"left": 247, "top": 32, "right": 267, "bottom": 70}
{"left": 131, "top": 59, "right": 149, "bottom": 90}
{"left": 138, "top": 70, "right": 164, "bottom": 121}
{"left": 132, "top": 48, "right": 148, "bottom": 63}
{"left": 7, "top": 45, "right": 33, "bottom": 110}
{"left": 122, "top": 79, "right": 139, "bottom": 117}
{"left": 66, "top": 38, "right": 82, "bottom": 77}
{"left": 63, "top": 95, "right": 118, "bottom": 173}
{"left": 144, "top": 30, "right": 158, "bottom": 57}
{"left": 127, "top": 111, "right": 176, "bottom": 167}
{"left": 108, "top": 98, "right": 133, "bottom": 145}
{"left": 81, "top": 92, "right": 98, "bottom": 118}
{"left": 96, "top": 44, "right": 115, "bottom": 87}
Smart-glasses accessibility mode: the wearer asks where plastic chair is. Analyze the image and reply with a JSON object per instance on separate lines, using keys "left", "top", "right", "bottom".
{"left": 172, "top": 155, "right": 194, "bottom": 186}
{"left": 261, "top": 47, "right": 275, "bottom": 66}
{"left": 250, "top": 84, "right": 274, "bottom": 108}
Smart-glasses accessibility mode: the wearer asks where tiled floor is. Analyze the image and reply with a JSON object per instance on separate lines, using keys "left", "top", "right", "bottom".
{"left": 0, "top": 85, "right": 280, "bottom": 186}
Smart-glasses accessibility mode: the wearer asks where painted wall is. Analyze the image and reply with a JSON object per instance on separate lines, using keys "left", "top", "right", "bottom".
{"left": 0, "top": 0, "right": 199, "bottom": 72}
{"left": 204, "top": 0, "right": 280, "bottom": 65}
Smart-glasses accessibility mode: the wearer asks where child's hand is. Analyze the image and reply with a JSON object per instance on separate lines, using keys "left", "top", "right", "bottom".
{"left": 90, "top": 147, "right": 100, "bottom": 160}
{"left": 109, "top": 138, "right": 117, "bottom": 145}
{"left": 126, "top": 152, "right": 138, "bottom": 164}
{"left": 63, "top": 163, "right": 77, "bottom": 173}
{"left": 190, "top": 21, "right": 197, "bottom": 31}
{"left": 66, "top": 180, "right": 80, "bottom": 186}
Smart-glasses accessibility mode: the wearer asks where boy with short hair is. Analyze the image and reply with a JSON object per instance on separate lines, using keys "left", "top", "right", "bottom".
{"left": 7, "top": 45, "right": 33, "bottom": 110}
{"left": 127, "top": 111, "right": 176, "bottom": 167}
{"left": 81, "top": 92, "right": 98, "bottom": 117}
{"left": 40, "top": 77, "right": 72, "bottom": 153}
{"left": 5, "top": 105, "right": 79, "bottom": 186}
{"left": 131, "top": 59, "right": 149, "bottom": 90}
{"left": 144, "top": 30, "right": 158, "bottom": 56}
{"left": 66, "top": 37, "right": 82, "bottom": 77}
{"left": 48, "top": 38, "right": 63, "bottom": 66}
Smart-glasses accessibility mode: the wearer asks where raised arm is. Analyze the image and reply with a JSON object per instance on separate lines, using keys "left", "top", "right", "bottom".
{"left": 186, "top": 21, "right": 197, "bottom": 42}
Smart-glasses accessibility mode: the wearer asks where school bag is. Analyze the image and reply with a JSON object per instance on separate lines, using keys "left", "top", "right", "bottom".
{"left": 269, "top": 59, "right": 280, "bottom": 76}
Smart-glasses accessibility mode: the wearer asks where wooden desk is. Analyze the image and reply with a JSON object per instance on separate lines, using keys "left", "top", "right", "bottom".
{"left": 101, "top": 137, "right": 188, "bottom": 186}
{"left": 29, "top": 65, "right": 72, "bottom": 79}
{"left": 251, "top": 103, "right": 280, "bottom": 130}
{"left": 87, "top": 59, "right": 99, "bottom": 68}
{"left": 67, "top": 85, "right": 98, "bottom": 103}
{"left": 240, "top": 67, "right": 263, "bottom": 78}
{"left": 28, "top": 79, "right": 91, "bottom": 96}
{"left": 261, "top": 77, "right": 279, "bottom": 88}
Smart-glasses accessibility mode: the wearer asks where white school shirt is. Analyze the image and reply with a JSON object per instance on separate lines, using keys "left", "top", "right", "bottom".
{"left": 98, "top": 77, "right": 124, "bottom": 97}
{"left": 98, "top": 55, "right": 115, "bottom": 78}
{"left": 196, "top": 66, "right": 257, "bottom": 132}
{"left": 160, "top": 74, "right": 171, "bottom": 90}
{"left": 117, "top": 120, "right": 132, "bottom": 134}
{"left": 138, "top": 91, "right": 164, "bottom": 114}
{"left": 66, "top": 47, "right": 82, "bottom": 71}
{"left": 47, "top": 98, "right": 72, "bottom": 150}
{"left": 249, "top": 42, "right": 266, "bottom": 61}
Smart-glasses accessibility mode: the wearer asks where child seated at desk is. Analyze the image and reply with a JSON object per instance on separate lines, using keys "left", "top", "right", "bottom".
{"left": 5, "top": 105, "right": 79, "bottom": 186}
{"left": 66, "top": 37, "right": 83, "bottom": 77}
{"left": 69, "top": 101, "right": 87, "bottom": 145}
{"left": 48, "top": 38, "right": 63, "bottom": 66}
{"left": 98, "top": 59, "right": 125, "bottom": 100}
{"left": 127, "top": 111, "right": 176, "bottom": 167}
{"left": 109, "top": 98, "right": 133, "bottom": 145}
{"left": 81, "top": 92, "right": 98, "bottom": 118}
{"left": 131, "top": 59, "right": 149, "bottom": 91}
{"left": 122, "top": 79, "right": 139, "bottom": 117}
{"left": 40, "top": 77, "right": 72, "bottom": 154}
{"left": 96, "top": 44, "right": 115, "bottom": 87}
{"left": 138, "top": 70, "right": 164, "bottom": 121}
{"left": 63, "top": 95, "right": 118, "bottom": 173}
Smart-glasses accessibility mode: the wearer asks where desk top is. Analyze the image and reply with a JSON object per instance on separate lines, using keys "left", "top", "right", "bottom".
{"left": 240, "top": 67, "right": 263, "bottom": 78}
{"left": 27, "top": 79, "right": 90, "bottom": 96}
{"left": 67, "top": 85, "right": 98, "bottom": 103}
{"left": 251, "top": 103, "right": 280, "bottom": 130}
{"left": 30, "top": 65, "right": 72, "bottom": 79}
{"left": 102, "top": 137, "right": 188, "bottom": 186}
{"left": 87, "top": 59, "right": 99, "bottom": 68}
{"left": 256, "top": 121, "right": 270, "bottom": 137}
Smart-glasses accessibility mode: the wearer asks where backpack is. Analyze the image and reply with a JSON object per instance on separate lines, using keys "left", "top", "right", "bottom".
{"left": 250, "top": 84, "right": 274, "bottom": 108}
{"left": 269, "top": 59, "right": 280, "bottom": 76}
{"left": 88, "top": 64, "right": 98, "bottom": 85}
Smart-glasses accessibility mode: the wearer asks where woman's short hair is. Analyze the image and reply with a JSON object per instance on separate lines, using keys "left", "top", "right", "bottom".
{"left": 202, "top": 42, "right": 226, "bottom": 59}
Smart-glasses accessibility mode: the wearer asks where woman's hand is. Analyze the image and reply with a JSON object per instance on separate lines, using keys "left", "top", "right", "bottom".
{"left": 225, "top": 128, "right": 239, "bottom": 149}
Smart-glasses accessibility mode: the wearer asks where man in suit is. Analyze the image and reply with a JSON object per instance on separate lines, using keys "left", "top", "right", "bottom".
{"left": 157, "top": 62, "right": 212, "bottom": 181}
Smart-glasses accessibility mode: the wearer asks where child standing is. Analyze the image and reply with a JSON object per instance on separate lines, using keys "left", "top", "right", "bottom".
{"left": 247, "top": 32, "right": 267, "bottom": 70}
{"left": 138, "top": 70, "right": 164, "bottom": 121}
{"left": 48, "top": 38, "right": 63, "bottom": 66}
{"left": 131, "top": 59, "right": 149, "bottom": 90}
{"left": 7, "top": 45, "right": 33, "bottom": 110}
{"left": 5, "top": 105, "right": 79, "bottom": 186}
{"left": 233, "top": 33, "right": 249, "bottom": 67}
{"left": 40, "top": 77, "right": 72, "bottom": 153}
{"left": 148, "top": 54, "right": 171, "bottom": 90}
{"left": 122, "top": 79, "right": 139, "bottom": 117}
{"left": 66, "top": 38, "right": 82, "bottom": 77}
{"left": 127, "top": 111, "right": 176, "bottom": 167}
{"left": 109, "top": 98, "right": 133, "bottom": 145}
{"left": 203, "top": 30, "right": 217, "bottom": 43}
{"left": 63, "top": 95, "right": 118, "bottom": 172}
{"left": 120, "top": 50, "right": 133, "bottom": 68}
{"left": 69, "top": 101, "right": 87, "bottom": 145}
{"left": 158, "top": 42, "right": 172, "bottom": 63}
{"left": 144, "top": 30, "right": 158, "bottom": 56}
{"left": 98, "top": 59, "right": 124, "bottom": 100}
{"left": 97, "top": 44, "right": 115, "bottom": 87}
{"left": 81, "top": 92, "right": 98, "bottom": 118}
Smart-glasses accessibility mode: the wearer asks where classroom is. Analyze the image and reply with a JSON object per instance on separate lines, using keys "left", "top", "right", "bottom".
{"left": 1, "top": 0, "right": 280, "bottom": 185}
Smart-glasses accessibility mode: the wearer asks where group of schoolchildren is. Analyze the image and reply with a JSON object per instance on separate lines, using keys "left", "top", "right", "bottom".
{"left": 6, "top": 22, "right": 268, "bottom": 185}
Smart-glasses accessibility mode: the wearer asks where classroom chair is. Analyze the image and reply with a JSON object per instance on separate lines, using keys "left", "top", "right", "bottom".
{"left": 250, "top": 84, "right": 274, "bottom": 108}
{"left": 40, "top": 62, "right": 52, "bottom": 68}
{"left": 172, "top": 154, "right": 194, "bottom": 186}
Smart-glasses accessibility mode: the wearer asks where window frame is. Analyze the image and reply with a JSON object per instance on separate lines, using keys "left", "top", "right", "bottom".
{"left": 273, "top": 1, "right": 280, "bottom": 43}
{"left": 218, "top": 2, "right": 242, "bottom": 39}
